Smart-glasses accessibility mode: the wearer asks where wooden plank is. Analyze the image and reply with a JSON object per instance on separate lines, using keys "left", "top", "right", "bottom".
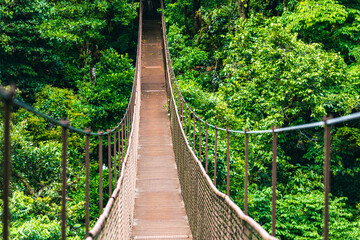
{"left": 131, "top": 20, "right": 193, "bottom": 240}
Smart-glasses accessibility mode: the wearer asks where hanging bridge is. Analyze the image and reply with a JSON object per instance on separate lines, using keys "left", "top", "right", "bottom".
{"left": 1, "top": 1, "right": 360, "bottom": 240}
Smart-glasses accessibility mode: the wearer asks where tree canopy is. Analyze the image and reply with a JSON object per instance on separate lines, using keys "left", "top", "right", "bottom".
{"left": 164, "top": 0, "right": 360, "bottom": 238}
{"left": 1, "top": 0, "right": 360, "bottom": 238}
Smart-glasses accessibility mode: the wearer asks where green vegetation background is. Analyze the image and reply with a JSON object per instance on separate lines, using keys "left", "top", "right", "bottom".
{"left": 0, "top": 0, "right": 138, "bottom": 238}
{"left": 0, "top": 0, "right": 360, "bottom": 239}
{"left": 164, "top": 0, "right": 360, "bottom": 239}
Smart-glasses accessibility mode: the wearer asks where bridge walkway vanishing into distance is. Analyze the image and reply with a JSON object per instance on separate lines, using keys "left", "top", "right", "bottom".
{"left": 2, "top": 0, "right": 360, "bottom": 239}
{"left": 86, "top": 12, "right": 276, "bottom": 238}
{"left": 131, "top": 20, "right": 192, "bottom": 239}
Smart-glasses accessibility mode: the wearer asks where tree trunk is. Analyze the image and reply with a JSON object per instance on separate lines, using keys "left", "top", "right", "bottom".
{"left": 237, "top": 0, "right": 249, "bottom": 19}
{"left": 193, "top": 0, "right": 201, "bottom": 34}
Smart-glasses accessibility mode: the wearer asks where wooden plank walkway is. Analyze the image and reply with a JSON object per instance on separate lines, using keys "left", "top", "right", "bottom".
{"left": 131, "top": 20, "right": 193, "bottom": 240}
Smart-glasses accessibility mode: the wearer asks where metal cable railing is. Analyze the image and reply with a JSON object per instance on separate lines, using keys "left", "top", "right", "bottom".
{"left": 2, "top": 0, "right": 359, "bottom": 238}
{"left": 0, "top": 1, "right": 142, "bottom": 239}
{"left": 160, "top": 1, "right": 276, "bottom": 239}
{"left": 160, "top": 1, "right": 360, "bottom": 239}
{"left": 86, "top": 1, "right": 142, "bottom": 239}
{"left": 86, "top": 4, "right": 142, "bottom": 239}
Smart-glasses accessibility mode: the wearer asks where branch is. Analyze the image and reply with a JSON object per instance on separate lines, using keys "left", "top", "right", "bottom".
{"left": 14, "top": 171, "right": 35, "bottom": 196}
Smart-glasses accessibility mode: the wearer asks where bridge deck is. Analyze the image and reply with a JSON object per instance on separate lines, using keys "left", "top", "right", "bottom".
{"left": 131, "top": 20, "right": 192, "bottom": 240}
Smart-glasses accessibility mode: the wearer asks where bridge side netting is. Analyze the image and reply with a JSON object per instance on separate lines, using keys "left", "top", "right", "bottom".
{"left": 87, "top": 109, "right": 139, "bottom": 239}
{"left": 160, "top": 1, "right": 276, "bottom": 239}
{"left": 86, "top": 1, "right": 142, "bottom": 239}
{"left": 170, "top": 113, "right": 271, "bottom": 239}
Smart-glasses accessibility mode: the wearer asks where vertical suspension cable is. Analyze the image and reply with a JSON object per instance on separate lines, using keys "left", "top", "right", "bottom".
{"left": 181, "top": 98, "right": 184, "bottom": 127}
{"left": 198, "top": 118, "right": 202, "bottom": 162}
{"left": 205, "top": 122, "right": 209, "bottom": 174}
{"left": 60, "top": 119, "right": 69, "bottom": 240}
{"left": 118, "top": 127, "right": 121, "bottom": 173}
{"left": 127, "top": 108, "right": 130, "bottom": 141}
{"left": 226, "top": 128, "right": 230, "bottom": 196}
{"left": 188, "top": 111, "right": 192, "bottom": 143}
{"left": 214, "top": 126, "right": 218, "bottom": 186}
{"left": 107, "top": 130, "right": 112, "bottom": 195}
{"left": 98, "top": 131, "right": 103, "bottom": 214}
{"left": 193, "top": 115, "right": 196, "bottom": 151}
{"left": 122, "top": 123, "right": 124, "bottom": 164}
{"left": 244, "top": 129, "right": 249, "bottom": 215}
{"left": 271, "top": 127, "right": 278, "bottom": 237}
{"left": 183, "top": 103, "right": 186, "bottom": 135}
{"left": 85, "top": 128, "right": 91, "bottom": 237}
{"left": 113, "top": 129, "right": 117, "bottom": 183}
{"left": 2, "top": 87, "right": 14, "bottom": 240}
{"left": 323, "top": 117, "right": 332, "bottom": 240}
{"left": 125, "top": 113, "right": 128, "bottom": 152}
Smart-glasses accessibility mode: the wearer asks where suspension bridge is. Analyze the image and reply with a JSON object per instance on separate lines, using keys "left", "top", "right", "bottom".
{"left": 1, "top": 1, "right": 360, "bottom": 239}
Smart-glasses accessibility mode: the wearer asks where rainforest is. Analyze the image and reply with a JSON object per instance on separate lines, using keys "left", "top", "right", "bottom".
{"left": 1, "top": 0, "right": 360, "bottom": 239}
{"left": 164, "top": 0, "right": 360, "bottom": 239}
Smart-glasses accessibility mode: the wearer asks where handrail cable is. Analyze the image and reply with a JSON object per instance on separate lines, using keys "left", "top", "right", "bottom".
{"left": 1, "top": 70, "right": 135, "bottom": 136}
{"left": 163, "top": 37, "right": 360, "bottom": 133}
{"left": 173, "top": 75, "right": 360, "bottom": 133}
{"left": 161, "top": 1, "right": 277, "bottom": 239}
{"left": 161, "top": 1, "right": 359, "bottom": 239}
{"left": 1, "top": 0, "right": 358, "bottom": 238}
{"left": 86, "top": 0, "right": 142, "bottom": 239}
{"left": 0, "top": 1, "right": 142, "bottom": 239}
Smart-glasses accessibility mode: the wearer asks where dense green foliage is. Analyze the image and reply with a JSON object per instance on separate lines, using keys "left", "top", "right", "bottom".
{"left": 1, "top": 0, "right": 138, "bottom": 238}
{"left": 1, "top": 0, "right": 138, "bottom": 101}
{"left": 1, "top": 0, "right": 360, "bottom": 238}
{"left": 165, "top": 0, "right": 360, "bottom": 238}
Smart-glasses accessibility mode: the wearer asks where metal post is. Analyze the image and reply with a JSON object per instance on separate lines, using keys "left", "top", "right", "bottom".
{"left": 188, "top": 111, "right": 191, "bottom": 143}
{"left": 60, "top": 119, "right": 69, "bottom": 240}
{"left": 184, "top": 105, "right": 187, "bottom": 135}
{"left": 226, "top": 128, "right": 230, "bottom": 196}
{"left": 181, "top": 98, "right": 184, "bottom": 127}
{"left": 124, "top": 117, "right": 127, "bottom": 152}
{"left": 244, "top": 130, "right": 249, "bottom": 215}
{"left": 131, "top": 104, "right": 134, "bottom": 124}
{"left": 113, "top": 129, "right": 117, "bottom": 184}
{"left": 205, "top": 122, "right": 209, "bottom": 174}
{"left": 199, "top": 118, "right": 202, "bottom": 162}
{"left": 129, "top": 105, "right": 132, "bottom": 126}
{"left": 323, "top": 118, "right": 332, "bottom": 240}
{"left": 98, "top": 131, "right": 103, "bottom": 214}
{"left": 121, "top": 122, "right": 124, "bottom": 162}
{"left": 127, "top": 108, "right": 130, "bottom": 136}
{"left": 125, "top": 114, "right": 128, "bottom": 151}
{"left": 118, "top": 127, "right": 121, "bottom": 173}
{"left": 107, "top": 130, "right": 112, "bottom": 195}
{"left": 214, "top": 126, "right": 218, "bottom": 186}
{"left": 271, "top": 127, "right": 278, "bottom": 237}
{"left": 193, "top": 114, "right": 196, "bottom": 151}
{"left": 85, "top": 128, "right": 90, "bottom": 237}
{"left": 126, "top": 110, "right": 129, "bottom": 138}
{"left": 2, "top": 87, "right": 14, "bottom": 240}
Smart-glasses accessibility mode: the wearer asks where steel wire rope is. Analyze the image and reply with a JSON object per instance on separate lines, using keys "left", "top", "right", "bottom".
{"left": 160, "top": 10, "right": 360, "bottom": 133}
{"left": 0, "top": 54, "right": 138, "bottom": 136}
{"left": 87, "top": 0, "right": 143, "bottom": 238}
{"left": 161, "top": 3, "right": 278, "bottom": 239}
{"left": 0, "top": 0, "right": 142, "bottom": 239}
{"left": 161, "top": 5, "right": 360, "bottom": 240}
